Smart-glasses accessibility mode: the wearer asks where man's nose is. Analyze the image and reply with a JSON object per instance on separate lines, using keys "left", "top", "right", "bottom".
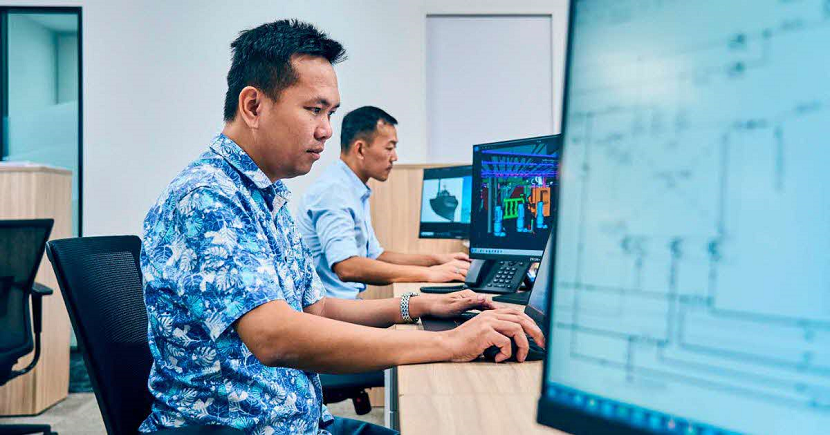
{"left": 316, "top": 117, "right": 333, "bottom": 141}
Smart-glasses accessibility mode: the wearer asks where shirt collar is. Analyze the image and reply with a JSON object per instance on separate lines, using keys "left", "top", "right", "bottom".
{"left": 336, "top": 159, "right": 372, "bottom": 200}
{"left": 210, "top": 133, "right": 292, "bottom": 209}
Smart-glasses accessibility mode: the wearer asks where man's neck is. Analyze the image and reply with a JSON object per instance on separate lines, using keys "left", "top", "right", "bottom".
{"left": 340, "top": 155, "right": 369, "bottom": 184}
{"left": 222, "top": 123, "right": 281, "bottom": 183}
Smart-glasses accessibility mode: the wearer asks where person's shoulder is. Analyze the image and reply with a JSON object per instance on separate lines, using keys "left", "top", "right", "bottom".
{"left": 176, "top": 153, "right": 243, "bottom": 202}
{"left": 303, "top": 163, "right": 350, "bottom": 204}
{"left": 148, "top": 152, "right": 242, "bottom": 218}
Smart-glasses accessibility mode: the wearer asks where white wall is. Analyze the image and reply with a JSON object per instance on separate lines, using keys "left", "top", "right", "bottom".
{"left": 8, "top": 0, "right": 568, "bottom": 237}
{"left": 426, "top": 15, "right": 554, "bottom": 164}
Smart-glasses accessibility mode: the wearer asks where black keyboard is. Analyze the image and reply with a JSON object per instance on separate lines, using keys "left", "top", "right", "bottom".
{"left": 492, "top": 291, "right": 531, "bottom": 305}
{"left": 421, "top": 311, "right": 479, "bottom": 331}
{"left": 420, "top": 284, "right": 467, "bottom": 294}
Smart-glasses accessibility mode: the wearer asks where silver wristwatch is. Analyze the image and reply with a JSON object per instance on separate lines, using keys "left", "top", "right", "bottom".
{"left": 400, "top": 292, "right": 420, "bottom": 323}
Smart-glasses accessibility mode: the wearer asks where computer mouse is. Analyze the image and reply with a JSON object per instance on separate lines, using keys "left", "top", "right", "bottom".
{"left": 482, "top": 335, "right": 545, "bottom": 362}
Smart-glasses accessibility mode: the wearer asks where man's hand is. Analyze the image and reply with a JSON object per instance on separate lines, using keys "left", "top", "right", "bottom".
{"left": 440, "top": 308, "right": 546, "bottom": 363}
{"left": 414, "top": 290, "right": 497, "bottom": 319}
{"left": 425, "top": 259, "right": 470, "bottom": 282}
{"left": 432, "top": 252, "right": 471, "bottom": 265}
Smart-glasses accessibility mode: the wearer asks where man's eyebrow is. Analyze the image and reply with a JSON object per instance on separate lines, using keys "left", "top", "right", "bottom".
{"left": 315, "top": 98, "right": 340, "bottom": 109}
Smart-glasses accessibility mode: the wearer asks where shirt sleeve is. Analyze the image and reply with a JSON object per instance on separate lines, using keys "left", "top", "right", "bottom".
{"left": 297, "top": 235, "right": 327, "bottom": 308}
{"left": 170, "top": 187, "right": 285, "bottom": 341}
{"left": 307, "top": 204, "right": 361, "bottom": 270}
{"left": 365, "top": 216, "right": 384, "bottom": 260}
{"left": 303, "top": 267, "right": 327, "bottom": 308}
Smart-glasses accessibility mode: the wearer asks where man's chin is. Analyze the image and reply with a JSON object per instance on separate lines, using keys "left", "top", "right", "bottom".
{"left": 284, "top": 163, "right": 315, "bottom": 179}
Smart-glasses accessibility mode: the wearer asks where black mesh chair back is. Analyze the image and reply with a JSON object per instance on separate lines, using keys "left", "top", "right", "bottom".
{"left": 46, "top": 236, "right": 153, "bottom": 435}
{"left": 0, "top": 219, "right": 53, "bottom": 384}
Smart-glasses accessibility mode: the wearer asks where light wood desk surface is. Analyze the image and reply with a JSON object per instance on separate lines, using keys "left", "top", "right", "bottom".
{"left": 390, "top": 282, "right": 564, "bottom": 435}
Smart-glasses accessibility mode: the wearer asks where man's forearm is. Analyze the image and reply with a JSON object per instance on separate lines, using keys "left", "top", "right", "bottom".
{"left": 333, "top": 256, "right": 430, "bottom": 285}
{"left": 377, "top": 251, "right": 439, "bottom": 267}
{"left": 237, "top": 301, "right": 450, "bottom": 374}
{"left": 316, "top": 294, "right": 436, "bottom": 328}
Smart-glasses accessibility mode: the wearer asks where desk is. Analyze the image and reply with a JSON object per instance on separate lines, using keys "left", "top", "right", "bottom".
{"left": 387, "top": 283, "right": 564, "bottom": 435}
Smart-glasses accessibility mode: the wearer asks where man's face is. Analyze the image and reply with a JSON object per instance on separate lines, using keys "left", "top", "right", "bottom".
{"left": 255, "top": 55, "right": 340, "bottom": 179}
{"left": 362, "top": 121, "right": 398, "bottom": 182}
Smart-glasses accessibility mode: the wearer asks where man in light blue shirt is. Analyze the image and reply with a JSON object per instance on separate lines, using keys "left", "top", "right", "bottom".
{"left": 298, "top": 106, "right": 471, "bottom": 299}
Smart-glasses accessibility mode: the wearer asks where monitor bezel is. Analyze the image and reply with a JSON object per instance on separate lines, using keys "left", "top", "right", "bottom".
{"left": 418, "top": 164, "right": 472, "bottom": 240}
{"left": 537, "top": 1, "right": 654, "bottom": 432}
{"left": 469, "top": 135, "right": 560, "bottom": 262}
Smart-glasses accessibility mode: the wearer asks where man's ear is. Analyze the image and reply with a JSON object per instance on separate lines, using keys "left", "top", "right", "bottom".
{"left": 238, "top": 86, "right": 262, "bottom": 128}
{"left": 354, "top": 140, "right": 367, "bottom": 160}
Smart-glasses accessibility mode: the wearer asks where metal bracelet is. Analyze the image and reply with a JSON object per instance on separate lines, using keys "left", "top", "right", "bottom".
{"left": 400, "top": 292, "right": 420, "bottom": 323}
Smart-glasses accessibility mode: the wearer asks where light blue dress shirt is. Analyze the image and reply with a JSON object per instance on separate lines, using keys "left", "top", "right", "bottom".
{"left": 140, "top": 134, "right": 333, "bottom": 434}
{"left": 298, "top": 160, "right": 384, "bottom": 299}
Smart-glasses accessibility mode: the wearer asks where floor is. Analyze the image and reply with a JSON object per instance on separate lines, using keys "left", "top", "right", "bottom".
{"left": 0, "top": 393, "right": 385, "bottom": 434}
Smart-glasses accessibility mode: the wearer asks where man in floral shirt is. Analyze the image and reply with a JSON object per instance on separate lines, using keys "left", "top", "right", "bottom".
{"left": 140, "top": 19, "right": 545, "bottom": 435}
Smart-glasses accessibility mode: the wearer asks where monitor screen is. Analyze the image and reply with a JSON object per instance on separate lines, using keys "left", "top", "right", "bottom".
{"left": 469, "top": 135, "right": 561, "bottom": 261}
{"left": 540, "top": 1, "right": 830, "bottom": 434}
{"left": 419, "top": 165, "right": 472, "bottom": 239}
{"left": 526, "top": 227, "right": 555, "bottom": 326}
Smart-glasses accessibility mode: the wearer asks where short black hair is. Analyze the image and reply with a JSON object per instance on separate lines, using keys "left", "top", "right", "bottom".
{"left": 340, "top": 106, "right": 398, "bottom": 152}
{"left": 223, "top": 19, "right": 346, "bottom": 122}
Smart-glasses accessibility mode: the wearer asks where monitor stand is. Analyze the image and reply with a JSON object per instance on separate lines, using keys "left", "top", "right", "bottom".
{"left": 465, "top": 259, "right": 531, "bottom": 294}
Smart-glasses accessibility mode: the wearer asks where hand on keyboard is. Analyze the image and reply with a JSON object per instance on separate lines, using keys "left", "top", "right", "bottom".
{"left": 440, "top": 307, "right": 546, "bottom": 363}
{"left": 482, "top": 334, "right": 545, "bottom": 362}
{"left": 425, "top": 259, "right": 470, "bottom": 282}
{"left": 421, "top": 290, "right": 497, "bottom": 319}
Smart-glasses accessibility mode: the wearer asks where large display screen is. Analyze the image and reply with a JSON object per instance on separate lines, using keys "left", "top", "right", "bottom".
{"left": 540, "top": 1, "right": 830, "bottom": 434}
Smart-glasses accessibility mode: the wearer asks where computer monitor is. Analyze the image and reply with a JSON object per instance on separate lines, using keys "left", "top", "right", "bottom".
{"left": 539, "top": 1, "right": 830, "bottom": 434}
{"left": 469, "top": 135, "right": 561, "bottom": 262}
{"left": 526, "top": 224, "right": 555, "bottom": 327}
{"left": 419, "top": 165, "right": 472, "bottom": 239}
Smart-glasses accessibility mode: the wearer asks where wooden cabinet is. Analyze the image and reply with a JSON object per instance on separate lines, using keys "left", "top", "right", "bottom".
{"left": 0, "top": 164, "right": 72, "bottom": 415}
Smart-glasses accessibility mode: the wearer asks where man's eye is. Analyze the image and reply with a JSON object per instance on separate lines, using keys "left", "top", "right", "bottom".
{"left": 307, "top": 107, "right": 322, "bottom": 114}
{"left": 328, "top": 110, "right": 337, "bottom": 118}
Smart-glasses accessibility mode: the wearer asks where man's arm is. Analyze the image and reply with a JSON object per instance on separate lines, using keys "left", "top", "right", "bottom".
{"left": 377, "top": 250, "right": 470, "bottom": 267}
{"left": 235, "top": 299, "right": 545, "bottom": 373}
{"left": 302, "top": 290, "right": 493, "bottom": 328}
{"left": 376, "top": 251, "right": 439, "bottom": 267}
{"left": 332, "top": 255, "right": 467, "bottom": 285}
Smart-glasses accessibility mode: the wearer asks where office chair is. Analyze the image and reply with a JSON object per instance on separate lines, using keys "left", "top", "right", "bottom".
{"left": 0, "top": 219, "right": 56, "bottom": 435}
{"left": 320, "top": 371, "right": 384, "bottom": 415}
{"left": 46, "top": 236, "right": 242, "bottom": 435}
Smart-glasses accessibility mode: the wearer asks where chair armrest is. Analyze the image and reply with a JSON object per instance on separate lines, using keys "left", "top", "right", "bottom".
{"left": 6, "top": 284, "right": 54, "bottom": 381}
{"left": 30, "top": 283, "right": 53, "bottom": 335}
{"left": 152, "top": 426, "right": 245, "bottom": 435}
{"left": 31, "top": 282, "right": 54, "bottom": 296}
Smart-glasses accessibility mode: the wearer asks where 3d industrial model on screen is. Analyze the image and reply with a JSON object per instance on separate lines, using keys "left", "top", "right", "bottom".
{"left": 473, "top": 142, "right": 558, "bottom": 241}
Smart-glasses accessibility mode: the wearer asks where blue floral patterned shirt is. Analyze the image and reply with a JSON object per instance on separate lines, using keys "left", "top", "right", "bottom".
{"left": 139, "top": 134, "right": 333, "bottom": 434}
